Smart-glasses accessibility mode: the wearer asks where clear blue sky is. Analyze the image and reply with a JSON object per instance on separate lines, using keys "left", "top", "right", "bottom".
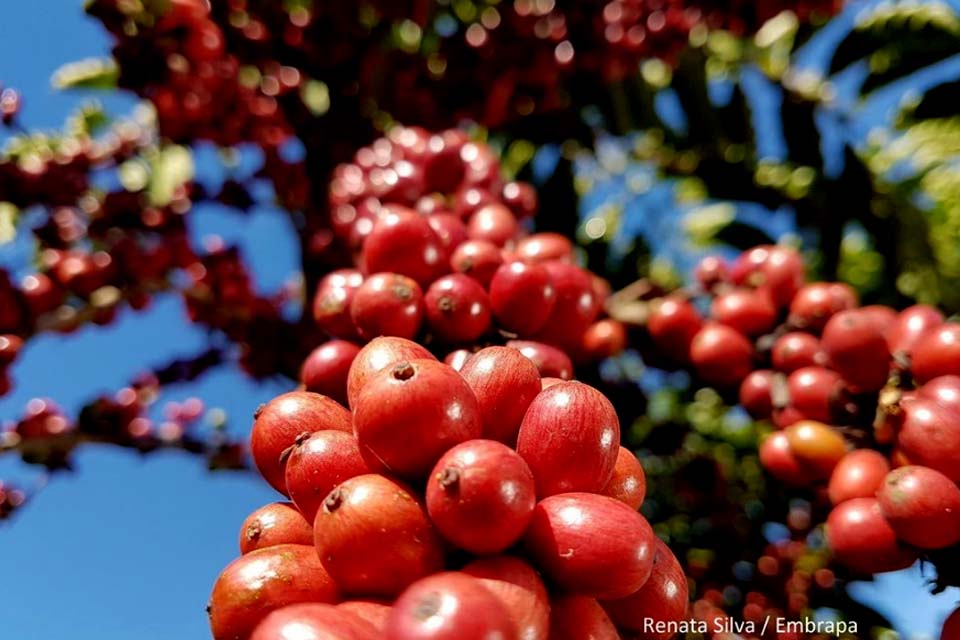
{"left": 0, "top": 2, "right": 957, "bottom": 639}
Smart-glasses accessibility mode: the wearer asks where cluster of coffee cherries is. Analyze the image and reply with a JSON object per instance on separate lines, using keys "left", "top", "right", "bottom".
{"left": 644, "top": 244, "right": 960, "bottom": 579}
{"left": 209, "top": 334, "right": 688, "bottom": 639}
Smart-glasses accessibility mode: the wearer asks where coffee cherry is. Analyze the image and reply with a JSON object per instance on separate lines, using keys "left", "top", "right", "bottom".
{"left": 602, "top": 537, "right": 688, "bottom": 637}
{"left": 284, "top": 430, "right": 373, "bottom": 521}
{"left": 786, "top": 366, "right": 843, "bottom": 424}
{"left": 739, "top": 370, "right": 776, "bottom": 420}
{"left": 462, "top": 557, "right": 550, "bottom": 640}
{"left": 694, "top": 255, "right": 729, "bottom": 290}
{"left": 515, "top": 233, "right": 573, "bottom": 264}
{"left": 354, "top": 359, "right": 481, "bottom": 477}
{"left": 444, "top": 349, "right": 473, "bottom": 371}
{"left": 239, "top": 502, "right": 314, "bottom": 554}
{"left": 426, "top": 440, "right": 536, "bottom": 555}
{"left": 784, "top": 420, "right": 847, "bottom": 479}
{"left": 918, "top": 375, "right": 960, "bottom": 413}
{"left": 647, "top": 297, "right": 702, "bottom": 362}
{"left": 208, "top": 544, "right": 339, "bottom": 640}
{"left": 896, "top": 398, "right": 960, "bottom": 482}
{"left": 788, "top": 282, "right": 857, "bottom": 333}
{"left": 771, "top": 332, "right": 822, "bottom": 373}
{"left": 427, "top": 213, "right": 469, "bottom": 254}
{"left": 300, "top": 340, "right": 361, "bottom": 406}
{"left": 547, "top": 595, "right": 619, "bottom": 640}
{"left": 459, "top": 346, "right": 541, "bottom": 444}
{"left": 0, "top": 335, "right": 23, "bottom": 366}
{"left": 759, "top": 432, "right": 813, "bottom": 486}
{"left": 362, "top": 207, "right": 447, "bottom": 287}
{"left": 821, "top": 309, "right": 891, "bottom": 392}
{"left": 250, "top": 604, "right": 378, "bottom": 640}
{"left": 579, "top": 319, "right": 627, "bottom": 364}
{"left": 599, "top": 446, "right": 647, "bottom": 510}
{"left": 517, "top": 381, "right": 619, "bottom": 496}
{"left": 912, "top": 323, "right": 960, "bottom": 383}
{"left": 386, "top": 572, "right": 516, "bottom": 640}
{"left": 346, "top": 336, "right": 436, "bottom": 408}
{"left": 350, "top": 272, "right": 424, "bottom": 341}
{"left": 313, "top": 269, "right": 365, "bottom": 339}
{"left": 250, "top": 391, "right": 351, "bottom": 494}
{"left": 314, "top": 474, "right": 444, "bottom": 597}
{"left": 827, "top": 450, "right": 890, "bottom": 506}
{"left": 885, "top": 304, "right": 944, "bottom": 357}
{"left": 524, "top": 493, "right": 655, "bottom": 599}
{"left": 467, "top": 203, "right": 518, "bottom": 248}
{"left": 337, "top": 601, "right": 393, "bottom": 634}
{"left": 501, "top": 181, "right": 538, "bottom": 219}
{"left": 530, "top": 262, "right": 599, "bottom": 351}
{"left": 689, "top": 322, "right": 755, "bottom": 387}
{"left": 825, "top": 498, "right": 917, "bottom": 574}
{"left": 20, "top": 273, "right": 64, "bottom": 316}
{"left": 860, "top": 305, "right": 898, "bottom": 333}
{"left": 489, "top": 261, "right": 556, "bottom": 335}
{"left": 877, "top": 466, "right": 960, "bottom": 549}
{"left": 424, "top": 274, "right": 491, "bottom": 343}
{"left": 710, "top": 289, "right": 777, "bottom": 337}
{"left": 449, "top": 240, "right": 503, "bottom": 288}
{"left": 506, "top": 340, "right": 574, "bottom": 380}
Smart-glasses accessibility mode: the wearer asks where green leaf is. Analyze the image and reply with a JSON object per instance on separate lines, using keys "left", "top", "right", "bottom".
{"left": 51, "top": 58, "right": 119, "bottom": 91}
{"left": 148, "top": 146, "right": 194, "bottom": 207}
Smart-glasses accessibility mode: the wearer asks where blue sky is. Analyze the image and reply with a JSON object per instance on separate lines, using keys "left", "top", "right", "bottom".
{"left": 0, "top": 2, "right": 958, "bottom": 639}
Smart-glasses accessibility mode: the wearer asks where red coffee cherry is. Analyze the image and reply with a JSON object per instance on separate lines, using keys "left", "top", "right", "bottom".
{"left": 362, "top": 206, "right": 447, "bottom": 287}
{"left": 424, "top": 274, "right": 491, "bottom": 344}
{"left": 548, "top": 595, "right": 619, "bottom": 640}
{"left": 599, "top": 446, "right": 647, "bottom": 510}
{"left": 506, "top": 340, "right": 574, "bottom": 380}
{"left": 346, "top": 336, "right": 436, "bottom": 408}
{"left": 821, "top": 309, "right": 891, "bottom": 392}
{"left": 912, "top": 323, "right": 960, "bottom": 383}
{"left": 467, "top": 203, "right": 518, "bottom": 248}
{"left": 885, "top": 304, "right": 944, "bottom": 357}
{"left": 284, "top": 430, "right": 373, "bottom": 522}
{"left": 825, "top": 498, "right": 918, "bottom": 574}
{"left": 312, "top": 269, "right": 365, "bottom": 339}
{"left": 827, "top": 450, "right": 890, "bottom": 506}
{"left": 449, "top": 239, "right": 504, "bottom": 288}
{"left": 739, "top": 370, "right": 776, "bottom": 420}
{"left": 515, "top": 232, "right": 573, "bottom": 264}
{"left": 771, "top": 332, "right": 822, "bottom": 373}
{"left": 710, "top": 289, "right": 777, "bottom": 337}
{"left": 350, "top": 272, "right": 424, "bottom": 341}
{"left": 489, "top": 261, "right": 556, "bottom": 335}
{"left": 689, "top": 322, "right": 755, "bottom": 387}
{"left": 462, "top": 557, "right": 550, "bottom": 640}
{"left": 788, "top": 282, "right": 857, "bottom": 333}
{"left": 530, "top": 262, "right": 599, "bottom": 351}
{"left": 250, "top": 604, "right": 378, "bottom": 640}
{"left": 877, "top": 465, "right": 960, "bottom": 549}
{"left": 647, "top": 297, "right": 703, "bottom": 363}
{"left": 299, "top": 340, "right": 361, "bottom": 406}
{"left": 459, "top": 346, "right": 541, "bottom": 444}
{"left": 238, "top": 502, "right": 314, "bottom": 555}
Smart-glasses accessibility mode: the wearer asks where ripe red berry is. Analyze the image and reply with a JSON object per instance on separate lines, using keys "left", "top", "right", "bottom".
{"left": 426, "top": 440, "right": 535, "bottom": 554}
{"left": 300, "top": 340, "right": 361, "bottom": 406}
{"left": 337, "top": 601, "right": 392, "bottom": 634}
{"left": 599, "top": 446, "right": 647, "bottom": 510}
{"left": 424, "top": 274, "right": 491, "bottom": 343}
{"left": 739, "top": 370, "right": 776, "bottom": 419}
{"left": 530, "top": 262, "right": 599, "bottom": 351}
{"left": 515, "top": 232, "right": 573, "bottom": 264}
{"left": 771, "top": 331, "right": 822, "bottom": 373}
{"left": 694, "top": 255, "right": 729, "bottom": 290}
{"left": 462, "top": 557, "right": 550, "bottom": 640}
{"left": 354, "top": 359, "right": 481, "bottom": 477}
{"left": 825, "top": 498, "right": 917, "bottom": 574}
{"left": 821, "top": 309, "right": 891, "bottom": 392}
{"left": 449, "top": 239, "right": 503, "bottom": 288}
{"left": 459, "top": 346, "right": 541, "bottom": 444}
{"left": 602, "top": 537, "right": 689, "bottom": 637}
{"left": 386, "top": 572, "right": 517, "bottom": 640}
{"left": 312, "top": 269, "right": 365, "bottom": 339}
{"left": 20, "top": 273, "right": 64, "bottom": 316}
{"left": 427, "top": 213, "right": 468, "bottom": 254}
{"left": 647, "top": 297, "right": 703, "bottom": 362}
{"left": 759, "top": 432, "right": 813, "bottom": 486}
{"left": 517, "top": 381, "right": 619, "bottom": 496}
{"left": 710, "top": 289, "right": 777, "bottom": 337}
{"left": 860, "top": 304, "right": 898, "bottom": 333}
{"left": 918, "top": 375, "right": 960, "bottom": 414}
{"left": 827, "top": 450, "right": 890, "bottom": 506}
{"left": 250, "top": 391, "right": 352, "bottom": 494}
{"left": 524, "top": 493, "right": 655, "bottom": 599}
{"left": 314, "top": 474, "right": 444, "bottom": 597}
{"left": 788, "top": 282, "right": 857, "bottom": 333}
{"left": 443, "top": 348, "right": 473, "bottom": 371}
{"left": 912, "top": 323, "right": 960, "bottom": 383}
{"left": 489, "top": 261, "right": 556, "bottom": 335}
{"left": 896, "top": 398, "right": 960, "bottom": 482}
{"left": 0, "top": 335, "right": 23, "bottom": 366}
{"left": 579, "top": 319, "right": 627, "bottom": 363}
{"left": 350, "top": 272, "right": 424, "bottom": 341}
{"left": 501, "top": 181, "right": 538, "bottom": 219}
{"left": 239, "top": 502, "right": 314, "bottom": 555}
{"left": 547, "top": 595, "right": 619, "bottom": 640}
{"left": 467, "top": 203, "right": 518, "bottom": 248}
{"left": 208, "top": 545, "right": 339, "bottom": 640}
{"left": 877, "top": 465, "right": 960, "bottom": 549}
{"left": 689, "top": 322, "right": 755, "bottom": 387}
{"left": 346, "top": 336, "right": 436, "bottom": 408}
{"left": 506, "top": 340, "right": 574, "bottom": 380}
{"left": 284, "top": 430, "right": 373, "bottom": 522}
{"left": 362, "top": 206, "right": 447, "bottom": 286}
{"left": 885, "top": 304, "right": 944, "bottom": 357}
{"left": 251, "top": 603, "right": 378, "bottom": 640}
{"left": 786, "top": 366, "right": 843, "bottom": 424}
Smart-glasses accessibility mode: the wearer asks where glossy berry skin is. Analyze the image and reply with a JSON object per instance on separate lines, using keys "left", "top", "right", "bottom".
{"left": 530, "top": 262, "right": 599, "bottom": 351}
{"left": 759, "top": 432, "right": 813, "bottom": 486}
{"left": 285, "top": 430, "right": 373, "bottom": 522}
{"left": 300, "top": 340, "right": 361, "bottom": 406}
{"left": 784, "top": 420, "right": 847, "bottom": 479}
{"left": 506, "top": 340, "right": 574, "bottom": 380}
{"left": 337, "top": 601, "right": 393, "bottom": 634}
{"left": 346, "top": 336, "right": 435, "bottom": 408}
{"left": 599, "top": 446, "right": 647, "bottom": 510}
{"left": 731, "top": 245, "right": 805, "bottom": 308}
{"left": 517, "top": 382, "right": 619, "bottom": 497}
{"left": 354, "top": 359, "right": 482, "bottom": 478}
{"left": 786, "top": 366, "right": 843, "bottom": 424}
{"left": 646, "top": 297, "right": 703, "bottom": 362}
{"left": 912, "top": 323, "right": 960, "bottom": 383}
{"left": 602, "top": 537, "right": 689, "bottom": 637}
{"left": 771, "top": 332, "right": 822, "bottom": 373}
{"left": 462, "top": 557, "right": 549, "bottom": 640}
{"left": 524, "top": 493, "right": 655, "bottom": 599}
{"left": 710, "top": 289, "right": 777, "bottom": 337}
{"left": 424, "top": 274, "right": 491, "bottom": 343}
{"left": 825, "top": 498, "right": 917, "bottom": 574}
{"left": 827, "top": 450, "right": 890, "bottom": 506}
{"left": 896, "top": 398, "right": 960, "bottom": 482}
{"left": 313, "top": 269, "right": 365, "bottom": 339}
{"left": 547, "top": 596, "right": 618, "bottom": 640}
{"left": 250, "top": 391, "right": 352, "bottom": 495}
{"left": 860, "top": 305, "right": 898, "bottom": 333}
{"left": 239, "top": 502, "right": 314, "bottom": 555}
{"left": 385, "top": 572, "right": 517, "bottom": 640}
{"left": 501, "top": 181, "right": 538, "bottom": 219}
{"left": 250, "top": 604, "right": 378, "bottom": 640}
{"left": 362, "top": 207, "right": 447, "bottom": 287}
{"left": 739, "top": 370, "right": 776, "bottom": 420}
{"left": 449, "top": 240, "right": 503, "bottom": 288}
{"left": 788, "top": 282, "right": 857, "bottom": 333}
{"left": 919, "top": 375, "right": 960, "bottom": 413}
{"left": 427, "top": 213, "right": 469, "bottom": 254}
{"left": 208, "top": 544, "right": 339, "bottom": 640}
{"left": 579, "top": 319, "right": 628, "bottom": 362}
{"left": 689, "top": 323, "right": 755, "bottom": 388}
{"left": 515, "top": 232, "right": 573, "bottom": 264}
{"left": 877, "top": 466, "right": 960, "bottom": 549}
{"left": 350, "top": 272, "right": 424, "bottom": 341}
{"left": 489, "top": 261, "right": 556, "bottom": 335}
{"left": 444, "top": 349, "right": 473, "bottom": 372}
{"left": 467, "top": 203, "right": 518, "bottom": 248}
{"left": 821, "top": 309, "right": 891, "bottom": 392}
{"left": 426, "top": 440, "right": 536, "bottom": 555}
{"left": 459, "top": 346, "right": 541, "bottom": 444}
{"left": 886, "top": 304, "right": 944, "bottom": 357}
{"left": 313, "top": 474, "right": 444, "bottom": 597}
{"left": 694, "top": 255, "right": 729, "bottom": 290}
